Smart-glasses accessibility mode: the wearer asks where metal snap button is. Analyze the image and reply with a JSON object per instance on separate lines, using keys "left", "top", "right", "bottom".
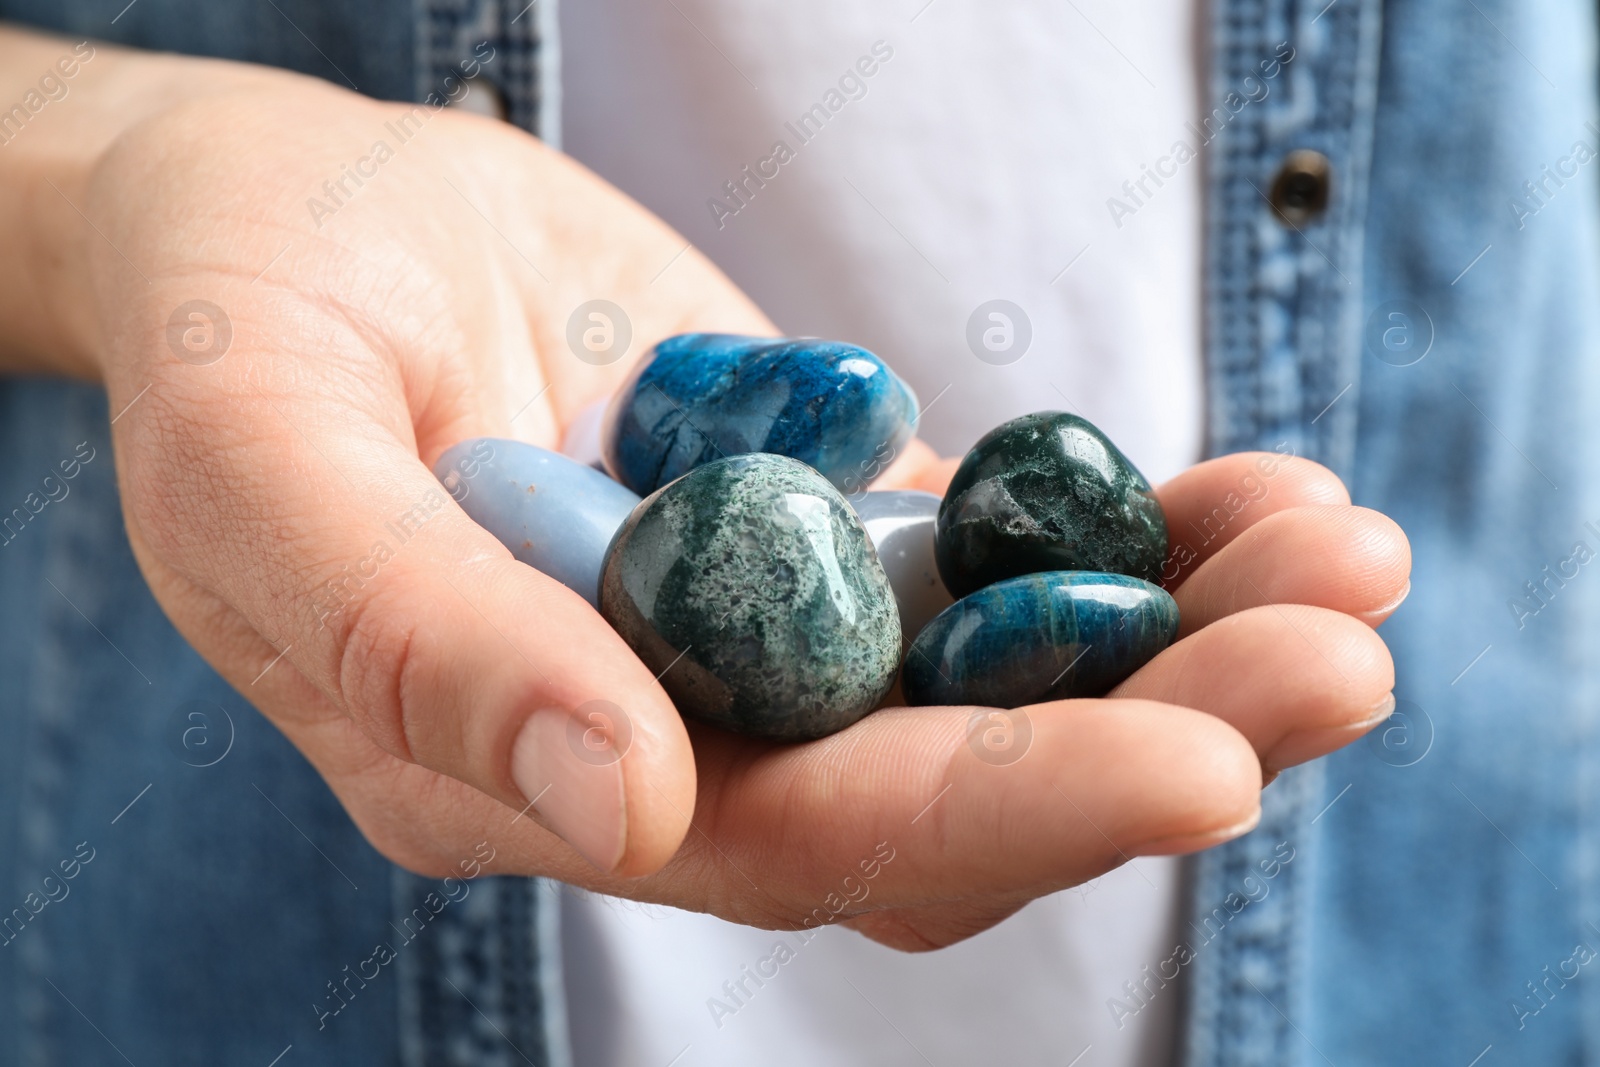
{"left": 1269, "top": 149, "right": 1332, "bottom": 226}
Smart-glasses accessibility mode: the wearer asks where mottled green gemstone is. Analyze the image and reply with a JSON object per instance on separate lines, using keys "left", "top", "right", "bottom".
{"left": 935, "top": 411, "right": 1169, "bottom": 598}
{"left": 599, "top": 454, "right": 901, "bottom": 741}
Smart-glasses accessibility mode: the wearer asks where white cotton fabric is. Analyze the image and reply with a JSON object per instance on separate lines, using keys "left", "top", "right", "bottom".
{"left": 558, "top": 1, "right": 1204, "bottom": 1063}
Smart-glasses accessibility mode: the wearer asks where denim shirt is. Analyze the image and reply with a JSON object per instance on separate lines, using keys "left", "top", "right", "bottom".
{"left": 0, "top": 0, "right": 1595, "bottom": 1065}
{"left": 1186, "top": 1, "right": 1600, "bottom": 1064}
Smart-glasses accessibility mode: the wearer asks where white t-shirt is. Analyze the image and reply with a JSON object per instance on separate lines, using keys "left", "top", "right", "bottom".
{"left": 559, "top": 2, "right": 1203, "bottom": 1064}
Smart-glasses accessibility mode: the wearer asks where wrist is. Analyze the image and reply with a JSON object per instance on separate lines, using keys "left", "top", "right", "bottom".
{"left": 0, "top": 26, "right": 289, "bottom": 379}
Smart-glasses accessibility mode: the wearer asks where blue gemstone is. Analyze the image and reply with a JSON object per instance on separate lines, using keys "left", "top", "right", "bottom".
{"left": 600, "top": 454, "right": 901, "bottom": 741}
{"left": 901, "top": 571, "right": 1179, "bottom": 708}
{"left": 851, "top": 490, "right": 954, "bottom": 647}
{"left": 602, "top": 334, "right": 919, "bottom": 496}
{"left": 433, "top": 438, "right": 640, "bottom": 608}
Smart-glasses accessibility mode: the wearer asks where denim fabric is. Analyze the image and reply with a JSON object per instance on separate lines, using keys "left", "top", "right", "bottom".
{"left": 1183, "top": 0, "right": 1384, "bottom": 1061}
{"left": 0, "top": 1, "right": 567, "bottom": 1065}
{"left": 0, "top": 384, "right": 404, "bottom": 1065}
{"left": 1, "top": 0, "right": 415, "bottom": 103}
{"left": 1185, "top": 0, "right": 1600, "bottom": 1064}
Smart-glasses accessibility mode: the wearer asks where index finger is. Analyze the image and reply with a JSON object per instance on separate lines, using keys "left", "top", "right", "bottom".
{"left": 1155, "top": 451, "right": 1351, "bottom": 588}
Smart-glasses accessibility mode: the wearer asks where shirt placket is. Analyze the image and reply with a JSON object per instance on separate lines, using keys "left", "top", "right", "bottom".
{"left": 1183, "top": 0, "right": 1384, "bottom": 1063}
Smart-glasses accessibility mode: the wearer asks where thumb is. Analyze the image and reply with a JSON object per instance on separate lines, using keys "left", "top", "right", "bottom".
{"left": 115, "top": 338, "right": 696, "bottom": 877}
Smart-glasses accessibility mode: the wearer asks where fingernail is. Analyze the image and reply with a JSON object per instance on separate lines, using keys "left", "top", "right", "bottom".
{"left": 1261, "top": 692, "right": 1397, "bottom": 773}
{"left": 1132, "top": 808, "right": 1262, "bottom": 856}
{"left": 1360, "top": 581, "right": 1411, "bottom": 623}
{"left": 511, "top": 707, "right": 627, "bottom": 872}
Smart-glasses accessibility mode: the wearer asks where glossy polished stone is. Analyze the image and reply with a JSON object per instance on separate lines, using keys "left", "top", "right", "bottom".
{"left": 601, "top": 454, "right": 901, "bottom": 741}
{"left": 851, "top": 490, "right": 954, "bottom": 647}
{"left": 901, "top": 571, "right": 1179, "bottom": 708}
{"left": 935, "top": 411, "right": 1168, "bottom": 598}
{"left": 602, "top": 334, "right": 919, "bottom": 496}
{"left": 433, "top": 438, "right": 640, "bottom": 608}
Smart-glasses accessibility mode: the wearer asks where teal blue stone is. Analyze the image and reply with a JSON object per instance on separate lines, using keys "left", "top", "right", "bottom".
{"left": 935, "top": 411, "right": 1169, "bottom": 599}
{"left": 600, "top": 453, "right": 901, "bottom": 741}
{"left": 901, "top": 571, "right": 1179, "bottom": 708}
{"left": 602, "top": 334, "right": 919, "bottom": 496}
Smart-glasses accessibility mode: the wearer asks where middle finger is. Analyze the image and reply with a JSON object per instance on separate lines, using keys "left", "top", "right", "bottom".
{"left": 1172, "top": 504, "right": 1411, "bottom": 636}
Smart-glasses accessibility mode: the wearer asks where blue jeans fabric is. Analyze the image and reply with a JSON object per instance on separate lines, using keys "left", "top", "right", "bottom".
{"left": 0, "top": 392, "right": 565, "bottom": 1067}
{"left": 0, "top": 2, "right": 570, "bottom": 1065}
{"left": 1186, "top": 0, "right": 1600, "bottom": 1064}
{"left": 1, "top": 0, "right": 1598, "bottom": 1064}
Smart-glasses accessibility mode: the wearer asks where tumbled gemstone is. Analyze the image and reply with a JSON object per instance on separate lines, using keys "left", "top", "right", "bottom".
{"left": 901, "top": 571, "right": 1178, "bottom": 708}
{"left": 602, "top": 334, "right": 919, "bottom": 496}
{"left": 600, "top": 453, "right": 901, "bottom": 741}
{"left": 935, "top": 411, "right": 1168, "bottom": 598}
{"left": 433, "top": 438, "right": 640, "bottom": 608}
{"left": 850, "top": 490, "right": 954, "bottom": 648}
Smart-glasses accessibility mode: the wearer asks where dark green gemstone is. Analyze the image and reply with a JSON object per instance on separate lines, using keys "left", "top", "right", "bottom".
{"left": 901, "top": 571, "right": 1179, "bottom": 708}
{"left": 599, "top": 454, "right": 901, "bottom": 742}
{"left": 934, "top": 411, "right": 1168, "bottom": 598}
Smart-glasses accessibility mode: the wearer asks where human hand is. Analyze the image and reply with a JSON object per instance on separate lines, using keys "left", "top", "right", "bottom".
{"left": 11, "top": 32, "right": 1407, "bottom": 949}
{"left": 55, "top": 60, "right": 780, "bottom": 877}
